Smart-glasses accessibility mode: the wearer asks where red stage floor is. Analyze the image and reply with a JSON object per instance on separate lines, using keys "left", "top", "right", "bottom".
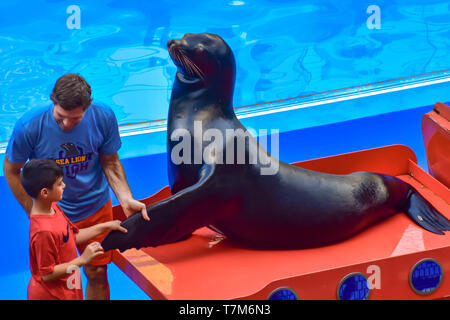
{"left": 111, "top": 145, "right": 450, "bottom": 299}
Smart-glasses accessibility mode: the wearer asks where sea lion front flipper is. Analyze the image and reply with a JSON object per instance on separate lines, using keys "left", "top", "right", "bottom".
{"left": 102, "top": 164, "right": 217, "bottom": 252}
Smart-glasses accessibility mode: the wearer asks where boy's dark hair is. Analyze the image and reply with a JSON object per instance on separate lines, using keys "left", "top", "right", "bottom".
{"left": 50, "top": 73, "right": 93, "bottom": 111}
{"left": 20, "top": 159, "right": 63, "bottom": 198}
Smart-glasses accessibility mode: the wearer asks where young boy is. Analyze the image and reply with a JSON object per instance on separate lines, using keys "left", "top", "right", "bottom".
{"left": 21, "top": 159, "right": 127, "bottom": 300}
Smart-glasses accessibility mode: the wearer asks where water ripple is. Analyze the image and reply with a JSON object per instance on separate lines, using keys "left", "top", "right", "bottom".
{"left": 1, "top": 0, "right": 450, "bottom": 141}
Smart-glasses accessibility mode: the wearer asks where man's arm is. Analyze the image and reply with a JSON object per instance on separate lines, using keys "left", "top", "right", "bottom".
{"left": 99, "top": 152, "right": 149, "bottom": 220}
{"left": 3, "top": 155, "right": 32, "bottom": 217}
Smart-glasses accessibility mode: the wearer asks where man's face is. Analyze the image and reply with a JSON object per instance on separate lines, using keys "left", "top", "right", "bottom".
{"left": 53, "top": 104, "right": 86, "bottom": 131}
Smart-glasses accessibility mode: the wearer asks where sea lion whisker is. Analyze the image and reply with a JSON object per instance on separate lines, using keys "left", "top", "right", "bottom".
{"left": 190, "top": 61, "right": 206, "bottom": 80}
{"left": 182, "top": 54, "right": 205, "bottom": 80}
{"left": 176, "top": 48, "right": 205, "bottom": 80}
{"left": 179, "top": 50, "right": 195, "bottom": 75}
{"left": 182, "top": 56, "right": 195, "bottom": 75}
{"left": 176, "top": 49, "right": 190, "bottom": 71}
{"left": 171, "top": 47, "right": 188, "bottom": 73}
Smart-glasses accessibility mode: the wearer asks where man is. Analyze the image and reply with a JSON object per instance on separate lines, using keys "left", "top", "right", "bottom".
{"left": 4, "top": 73, "right": 149, "bottom": 300}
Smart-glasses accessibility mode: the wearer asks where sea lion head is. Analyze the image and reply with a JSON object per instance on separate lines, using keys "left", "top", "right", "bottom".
{"left": 167, "top": 33, "right": 235, "bottom": 86}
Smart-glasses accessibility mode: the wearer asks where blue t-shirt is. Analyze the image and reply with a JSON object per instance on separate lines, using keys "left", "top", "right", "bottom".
{"left": 6, "top": 102, "right": 122, "bottom": 222}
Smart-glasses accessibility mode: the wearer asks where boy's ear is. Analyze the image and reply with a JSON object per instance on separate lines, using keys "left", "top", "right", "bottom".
{"left": 39, "top": 188, "right": 49, "bottom": 199}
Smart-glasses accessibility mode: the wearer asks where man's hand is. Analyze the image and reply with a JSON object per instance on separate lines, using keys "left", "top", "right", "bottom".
{"left": 121, "top": 198, "right": 149, "bottom": 221}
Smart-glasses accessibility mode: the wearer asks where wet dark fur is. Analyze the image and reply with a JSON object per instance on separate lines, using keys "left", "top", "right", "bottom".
{"left": 102, "top": 33, "right": 450, "bottom": 252}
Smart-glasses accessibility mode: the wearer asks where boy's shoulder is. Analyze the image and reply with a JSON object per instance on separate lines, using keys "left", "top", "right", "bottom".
{"left": 28, "top": 218, "right": 59, "bottom": 248}
{"left": 29, "top": 205, "right": 66, "bottom": 236}
{"left": 29, "top": 214, "right": 58, "bottom": 235}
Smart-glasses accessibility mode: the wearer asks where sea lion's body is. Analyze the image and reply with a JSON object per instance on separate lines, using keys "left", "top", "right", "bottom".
{"left": 102, "top": 33, "right": 449, "bottom": 252}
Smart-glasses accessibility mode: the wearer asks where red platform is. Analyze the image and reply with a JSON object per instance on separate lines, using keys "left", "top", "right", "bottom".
{"left": 422, "top": 102, "right": 450, "bottom": 188}
{"left": 111, "top": 145, "right": 450, "bottom": 300}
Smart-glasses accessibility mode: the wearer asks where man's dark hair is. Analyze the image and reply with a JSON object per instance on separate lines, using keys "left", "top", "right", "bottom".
{"left": 20, "top": 159, "right": 63, "bottom": 198}
{"left": 50, "top": 73, "right": 93, "bottom": 110}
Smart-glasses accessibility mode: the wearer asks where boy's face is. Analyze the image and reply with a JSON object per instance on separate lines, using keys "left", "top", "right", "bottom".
{"left": 42, "top": 176, "right": 65, "bottom": 202}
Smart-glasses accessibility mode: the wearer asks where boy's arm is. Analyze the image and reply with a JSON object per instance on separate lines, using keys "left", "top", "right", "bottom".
{"left": 75, "top": 220, "right": 127, "bottom": 245}
{"left": 3, "top": 156, "right": 32, "bottom": 217}
{"left": 42, "top": 242, "right": 103, "bottom": 282}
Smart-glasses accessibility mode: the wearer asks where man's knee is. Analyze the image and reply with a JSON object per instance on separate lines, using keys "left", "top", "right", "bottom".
{"left": 83, "top": 265, "right": 108, "bottom": 285}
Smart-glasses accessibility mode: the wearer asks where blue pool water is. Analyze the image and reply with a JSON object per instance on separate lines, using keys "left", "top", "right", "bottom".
{"left": 1, "top": 0, "right": 450, "bottom": 300}
{"left": 1, "top": 0, "right": 450, "bottom": 141}
{"left": 0, "top": 103, "right": 442, "bottom": 299}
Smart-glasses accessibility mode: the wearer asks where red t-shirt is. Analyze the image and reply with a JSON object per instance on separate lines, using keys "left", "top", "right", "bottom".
{"left": 28, "top": 203, "right": 83, "bottom": 300}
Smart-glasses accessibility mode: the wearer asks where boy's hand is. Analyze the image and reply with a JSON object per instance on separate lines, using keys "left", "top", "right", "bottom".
{"left": 80, "top": 242, "right": 104, "bottom": 265}
{"left": 104, "top": 220, "right": 128, "bottom": 234}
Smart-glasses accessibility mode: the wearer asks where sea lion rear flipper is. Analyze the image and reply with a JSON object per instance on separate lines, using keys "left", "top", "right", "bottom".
{"left": 102, "top": 164, "right": 217, "bottom": 251}
{"left": 405, "top": 190, "right": 450, "bottom": 235}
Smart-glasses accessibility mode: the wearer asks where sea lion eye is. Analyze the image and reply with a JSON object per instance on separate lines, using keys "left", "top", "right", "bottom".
{"left": 195, "top": 44, "right": 205, "bottom": 53}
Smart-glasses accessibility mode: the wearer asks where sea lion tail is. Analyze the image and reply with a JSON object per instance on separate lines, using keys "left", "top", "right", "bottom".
{"left": 403, "top": 189, "right": 450, "bottom": 235}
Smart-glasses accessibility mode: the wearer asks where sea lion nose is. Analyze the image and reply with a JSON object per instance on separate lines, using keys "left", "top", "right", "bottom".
{"left": 167, "top": 39, "right": 176, "bottom": 48}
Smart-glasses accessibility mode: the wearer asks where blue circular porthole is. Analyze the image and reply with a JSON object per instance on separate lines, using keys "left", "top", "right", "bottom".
{"left": 337, "top": 273, "right": 370, "bottom": 300}
{"left": 409, "top": 258, "right": 443, "bottom": 295}
{"left": 267, "top": 287, "right": 298, "bottom": 300}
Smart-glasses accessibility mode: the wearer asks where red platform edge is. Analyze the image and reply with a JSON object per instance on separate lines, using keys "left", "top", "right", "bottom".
{"left": 422, "top": 102, "right": 450, "bottom": 188}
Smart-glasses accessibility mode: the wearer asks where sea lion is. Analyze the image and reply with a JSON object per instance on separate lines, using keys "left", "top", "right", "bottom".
{"left": 102, "top": 33, "right": 449, "bottom": 251}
